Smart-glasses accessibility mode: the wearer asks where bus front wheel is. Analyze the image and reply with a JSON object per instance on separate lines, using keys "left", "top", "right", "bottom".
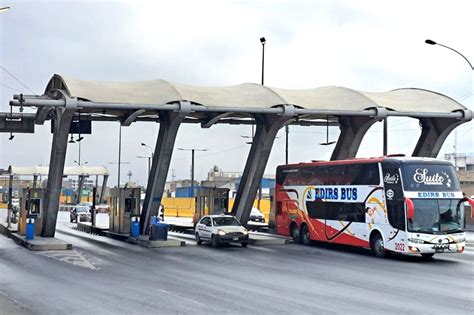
{"left": 371, "top": 233, "right": 385, "bottom": 258}
{"left": 301, "top": 224, "right": 311, "bottom": 246}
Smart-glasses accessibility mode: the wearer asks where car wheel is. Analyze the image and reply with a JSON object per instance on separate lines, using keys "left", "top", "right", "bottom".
{"left": 421, "top": 253, "right": 435, "bottom": 260}
{"left": 211, "top": 235, "right": 219, "bottom": 248}
{"left": 371, "top": 233, "right": 385, "bottom": 258}
{"left": 241, "top": 242, "right": 248, "bottom": 248}
{"left": 301, "top": 224, "right": 311, "bottom": 246}
{"left": 195, "top": 233, "right": 202, "bottom": 245}
{"left": 291, "top": 224, "right": 301, "bottom": 244}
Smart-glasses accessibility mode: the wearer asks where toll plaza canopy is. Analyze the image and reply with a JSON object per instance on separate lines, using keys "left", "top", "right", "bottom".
{"left": 7, "top": 74, "right": 472, "bottom": 237}
{"left": 8, "top": 165, "right": 109, "bottom": 177}
{"left": 46, "top": 74, "right": 465, "bottom": 115}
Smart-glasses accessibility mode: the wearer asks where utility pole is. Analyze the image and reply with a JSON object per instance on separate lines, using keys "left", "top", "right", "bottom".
{"left": 177, "top": 148, "right": 208, "bottom": 197}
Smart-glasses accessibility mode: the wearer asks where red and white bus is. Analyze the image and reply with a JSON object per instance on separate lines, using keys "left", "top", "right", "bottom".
{"left": 275, "top": 156, "right": 474, "bottom": 258}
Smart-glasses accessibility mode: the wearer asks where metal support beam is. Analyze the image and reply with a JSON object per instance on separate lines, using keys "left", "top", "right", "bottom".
{"left": 201, "top": 112, "right": 234, "bottom": 128}
{"left": 232, "top": 105, "right": 295, "bottom": 225}
{"left": 412, "top": 110, "right": 472, "bottom": 157}
{"left": 330, "top": 108, "right": 387, "bottom": 160}
{"left": 121, "top": 109, "right": 146, "bottom": 126}
{"left": 42, "top": 94, "right": 77, "bottom": 237}
{"left": 35, "top": 107, "right": 53, "bottom": 125}
{"left": 140, "top": 101, "right": 191, "bottom": 234}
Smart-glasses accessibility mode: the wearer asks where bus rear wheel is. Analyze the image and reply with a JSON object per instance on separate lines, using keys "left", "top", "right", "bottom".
{"left": 301, "top": 224, "right": 311, "bottom": 246}
{"left": 291, "top": 224, "right": 301, "bottom": 244}
{"left": 371, "top": 233, "right": 385, "bottom": 258}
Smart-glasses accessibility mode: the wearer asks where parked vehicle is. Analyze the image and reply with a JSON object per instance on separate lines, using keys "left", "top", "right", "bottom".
{"left": 70, "top": 205, "right": 91, "bottom": 223}
{"left": 195, "top": 214, "right": 249, "bottom": 248}
{"left": 249, "top": 207, "right": 265, "bottom": 223}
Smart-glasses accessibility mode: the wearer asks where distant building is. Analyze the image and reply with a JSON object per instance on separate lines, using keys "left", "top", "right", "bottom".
{"left": 444, "top": 153, "right": 474, "bottom": 197}
{"left": 167, "top": 166, "right": 276, "bottom": 198}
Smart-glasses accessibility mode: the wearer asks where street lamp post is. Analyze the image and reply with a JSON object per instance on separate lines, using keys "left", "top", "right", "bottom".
{"left": 137, "top": 155, "right": 151, "bottom": 175}
{"left": 177, "top": 148, "right": 208, "bottom": 197}
{"left": 141, "top": 143, "right": 154, "bottom": 159}
{"left": 425, "top": 39, "right": 473, "bottom": 168}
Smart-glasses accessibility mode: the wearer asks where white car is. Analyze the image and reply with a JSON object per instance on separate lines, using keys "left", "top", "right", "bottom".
{"left": 195, "top": 215, "right": 249, "bottom": 248}
{"left": 249, "top": 207, "right": 265, "bottom": 223}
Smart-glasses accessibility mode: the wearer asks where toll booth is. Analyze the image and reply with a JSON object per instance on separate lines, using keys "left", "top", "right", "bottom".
{"left": 194, "top": 187, "right": 229, "bottom": 224}
{"left": 18, "top": 188, "right": 44, "bottom": 236}
{"left": 109, "top": 188, "right": 141, "bottom": 234}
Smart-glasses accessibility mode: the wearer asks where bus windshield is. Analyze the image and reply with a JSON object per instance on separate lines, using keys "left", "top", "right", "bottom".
{"left": 401, "top": 164, "right": 460, "bottom": 191}
{"left": 407, "top": 199, "right": 465, "bottom": 234}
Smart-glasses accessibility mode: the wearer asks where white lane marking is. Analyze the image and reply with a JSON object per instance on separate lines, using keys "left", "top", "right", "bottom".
{"left": 36, "top": 249, "right": 96, "bottom": 270}
{"left": 248, "top": 245, "right": 277, "bottom": 252}
{"left": 156, "top": 288, "right": 205, "bottom": 307}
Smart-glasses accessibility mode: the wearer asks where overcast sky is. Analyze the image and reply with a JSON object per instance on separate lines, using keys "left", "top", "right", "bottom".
{"left": 0, "top": 0, "right": 473, "bottom": 186}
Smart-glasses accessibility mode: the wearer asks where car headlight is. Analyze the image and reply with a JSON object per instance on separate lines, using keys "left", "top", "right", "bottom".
{"left": 217, "top": 230, "right": 226, "bottom": 236}
{"left": 457, "top": 238, "right": 465, "bottom": 243}
{"left": 242, "top": 229, "right": 248, "bottom": 235}
{"left": 408, "top": 238, "right": 425, "bottom": 244}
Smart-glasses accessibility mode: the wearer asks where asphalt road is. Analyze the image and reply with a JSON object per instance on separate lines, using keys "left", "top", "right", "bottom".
{"left": 1, "top": 213, "right": 473, "bottom": 314}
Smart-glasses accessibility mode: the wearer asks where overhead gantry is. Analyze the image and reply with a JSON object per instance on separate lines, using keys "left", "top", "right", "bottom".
{"left": 6, "top": 74, "right": 472, "bottom": 237}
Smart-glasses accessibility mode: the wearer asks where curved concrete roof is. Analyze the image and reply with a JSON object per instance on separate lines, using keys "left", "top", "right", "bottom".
{"left": 46, "top": 74, "right": 467, "bottom": 114}
{"left": 9, "top": 165, "right": 109, "bottom": 176}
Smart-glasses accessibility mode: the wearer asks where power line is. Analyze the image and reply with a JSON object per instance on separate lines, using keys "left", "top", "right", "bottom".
{"left": 0, "top": 82, "right": 23, "bottom": 93}
{"left": 0, "top": 65, "right": 37, "bottom": 94}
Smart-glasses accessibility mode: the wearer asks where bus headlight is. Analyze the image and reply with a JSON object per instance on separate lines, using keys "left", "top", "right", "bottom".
{"left": 217, "top": 230, "right": 226, "bottom": 236}
{"left": 408, "top": 238, "right": 425, "bottom": 244}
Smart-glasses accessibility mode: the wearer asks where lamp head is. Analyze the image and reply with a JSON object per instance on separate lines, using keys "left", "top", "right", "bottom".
{"left": 425, "top": 39, "right": 437, "bottom": 45}
{"left": 68, "top": 134, "right": 75, "bottom": 143}
{"left": 260, "top": 37, "right": 266, "bottom": 44}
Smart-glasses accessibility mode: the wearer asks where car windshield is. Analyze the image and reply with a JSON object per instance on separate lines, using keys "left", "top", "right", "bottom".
{"left": 212, "top": 217, "right": 241, "bottom": 227}
{"left": 75, "top": 206, "right": 90, "bottom": 213}
{"left": 407, "top": 199, "right": 465, "bottom": 234}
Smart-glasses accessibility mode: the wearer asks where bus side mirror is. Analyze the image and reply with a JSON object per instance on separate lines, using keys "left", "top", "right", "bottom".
{"left": 464, "top": 197, "right": 474, "bottom": 218}
{"left": 405, "top": 197, "right": 415, "bottom": 220}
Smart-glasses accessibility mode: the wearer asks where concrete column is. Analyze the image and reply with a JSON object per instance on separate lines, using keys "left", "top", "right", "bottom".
{"left": 7, "top": 175, "right": 13, "bottom": 228}
{"left": 99, "top": 175, "right": 108, "bottom": 204}
{"left": 330, "top": 108, "right": 387, "bottom": 160}
{"left": 76, "top": 175, "right": 85, "bottom": 204}
{"left": 232, "top": 105, "right": 295, "bottom": 225}
{"left": 42, "top": 94, "right": 77, "bottom": 237}
{"left": 140, "top": 101, "right": 191, "bottom": 234}
{"left": 412, "top": 111, "right": 472, "bottom": 157}
{"left": 32, "top": 175, "right": 38, "bottom": 189}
